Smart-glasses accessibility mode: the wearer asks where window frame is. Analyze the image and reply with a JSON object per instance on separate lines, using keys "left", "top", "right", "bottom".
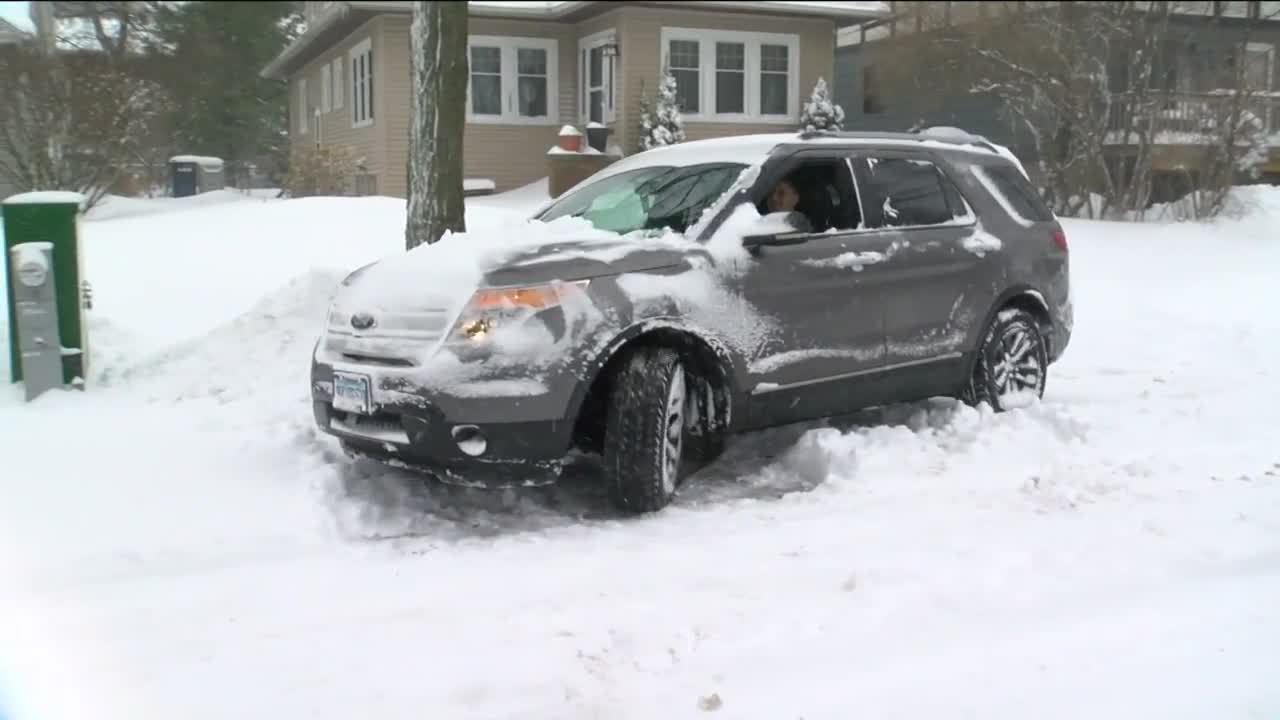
{"left": 579, "top": 29, "right": 617, "bottom": 125}
{"left": 298, "top": 76, "right": 308, "bottom": 135}
{"left": 658, "top": 27, "right": 800, "bottom": 123}
{"left": 847, "top": 149, "right": 977, "bottom": 231}
{"left": 350, "top": 37, "right": 374, "bottom": 129}
{"left": 332, "top": 57, "right": 344, "bottom": 111}
{"left": 321, "top": 63, "right": 332, "bottom": 113}
{"left": 467, "top": 35, "right": 560, "bottom": 125}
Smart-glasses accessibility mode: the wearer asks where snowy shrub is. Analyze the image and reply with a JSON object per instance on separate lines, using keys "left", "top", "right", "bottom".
{"left": 639, "top": 67, "right": 686, "bottom": 152}
{"left": 284, "top": 145, "right": 358, "bottom": 197}
{"left": 800, "top": 77, "right": 845, "bottom": 133}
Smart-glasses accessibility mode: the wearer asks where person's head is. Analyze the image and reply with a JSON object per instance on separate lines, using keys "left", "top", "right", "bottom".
{"left": 767, "top": 178, "right": 801, "bottom": 213}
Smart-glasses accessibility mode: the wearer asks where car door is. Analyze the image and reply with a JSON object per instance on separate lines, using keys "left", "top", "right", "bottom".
{"left": 849, "top": 151, "right": 996, "bottom": 377}
{"left": 737, "top": 151, "right": 898, "bottom": 429}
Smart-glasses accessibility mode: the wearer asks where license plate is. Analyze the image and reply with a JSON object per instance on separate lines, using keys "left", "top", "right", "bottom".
{"left": 332, "top": 372, "right": 372, "bottom": 415}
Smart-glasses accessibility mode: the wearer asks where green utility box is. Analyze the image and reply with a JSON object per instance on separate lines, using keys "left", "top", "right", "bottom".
{"left": 3, "top": 191, "right": 89, "bottom": 387}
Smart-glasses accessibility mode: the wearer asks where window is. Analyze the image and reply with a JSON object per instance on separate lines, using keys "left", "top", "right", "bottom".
{"left": 755, "top": 159, "right": 863, "bottom": 233}
{"left": 467, "top": 35, "right": 559, "bottom": 124}
{"left": 668, "top": 40, "right": 701, "bottom": 113}
{"left": 537, "top": 163, "right": 747, "bottom": 235}
{"left": 332, "top": 58, "right": 344, "bottom": 110}
{"left": 321, "top": 63, "right": 331, "bottom": 113}
{"left": 350, "top": 38, "right": 373, "bottom": 128}
{"left": 1245, "top": 42, "right": 1275, "bottom": 91}
{"left": 715, "top": 42, "right": 746, "bottom": 114}
{"left": 660, "top": 28, "right": 799, "bottom": 121}
{"left": 580, "top": 30, "right": 617, "bottom": 124}
{"left": 973, "top": 163, "right": 1054, "bottom": 224}
{"left": 853, "top": 156, "right": 968, "bottom": 229}
{"left": 298, "top": 77, "right": 308, "bottom": 134}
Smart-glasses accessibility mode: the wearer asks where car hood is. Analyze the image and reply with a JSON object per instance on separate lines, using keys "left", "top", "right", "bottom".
{"left": 481, "top": 235, "right": 703, "bottom": 286}
{"left": 330, "top": 218, "right": 703, "bottom": 317}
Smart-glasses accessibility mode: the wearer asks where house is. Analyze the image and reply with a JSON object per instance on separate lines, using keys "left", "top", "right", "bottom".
{"left": 834, "top": 1, "right": 1280, "bottom": 195}
{"left": 261, "top": 0, "right": 890, "bottom": 196}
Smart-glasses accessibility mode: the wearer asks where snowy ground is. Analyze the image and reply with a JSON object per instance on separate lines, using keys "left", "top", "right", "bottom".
{"left": 1, "top": 182, "right": 1278, "bottom": 720}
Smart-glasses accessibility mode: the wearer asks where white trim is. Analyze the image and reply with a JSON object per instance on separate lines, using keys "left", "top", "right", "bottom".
{"left": 332, "top": 58, "right": 345, "bottom": 110}
{"left": 659, "top": 27, "right": 800, "bottom": 124}
{"left": 349, "top": 37, "right": 374, "bottom": 129}
{"left": 298, "top": 77, "right": 308, "bottom": 134}
{"left": 579, "top": 29, "right": 617, "bottom": 125}
{"left": 466, "top": 35, "right": 560, "bottom": 126}
{"left": 320, "top": 63, "right": 332, "bottom": 113}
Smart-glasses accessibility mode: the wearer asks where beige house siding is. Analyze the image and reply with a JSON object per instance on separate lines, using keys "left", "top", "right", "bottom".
{"left": 381, "top": 16, "right": 580, "bottom": 196}
{"left": 291, "top": 16, "right": 385, "bottom": 194}
{"left": 616, "top": 6, "right": 835, "bottom": 152}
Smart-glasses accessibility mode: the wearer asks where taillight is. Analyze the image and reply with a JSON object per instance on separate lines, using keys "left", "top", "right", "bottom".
{"left": 1052, "top": 228, "right": 1068, "bottom": 251}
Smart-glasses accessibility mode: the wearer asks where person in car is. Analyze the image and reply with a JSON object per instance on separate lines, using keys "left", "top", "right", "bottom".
{"left": 766, "top": 176, "right": 814, "bottom": 233}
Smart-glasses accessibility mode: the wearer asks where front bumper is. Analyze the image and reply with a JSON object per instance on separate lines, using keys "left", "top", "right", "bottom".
{"left": 311, "top": 362, "right": 578, "bottom": 488}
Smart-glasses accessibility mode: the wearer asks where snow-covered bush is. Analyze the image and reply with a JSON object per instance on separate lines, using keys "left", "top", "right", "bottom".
{"left": 800, "top": 77, "right": 845, "bottom": 133}
{"left": 639, "top": 67, "right": 686, "bottom": 152}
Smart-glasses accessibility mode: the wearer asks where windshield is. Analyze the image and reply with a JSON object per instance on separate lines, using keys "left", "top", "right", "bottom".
{"left": 536, "top": 162, "right": 747, "bottom": 236}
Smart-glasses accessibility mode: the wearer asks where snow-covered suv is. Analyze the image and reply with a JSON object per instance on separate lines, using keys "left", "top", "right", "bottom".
{"left": 311, "top": 129, "right": 1072, "bottom": 513}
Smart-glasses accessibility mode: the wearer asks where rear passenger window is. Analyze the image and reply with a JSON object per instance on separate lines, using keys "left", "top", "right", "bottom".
{"left": 976, "top": 164, "right": 1055, "bottom": 223}
{"left": 853, "top": 156, "right": 969, "bottom": 229}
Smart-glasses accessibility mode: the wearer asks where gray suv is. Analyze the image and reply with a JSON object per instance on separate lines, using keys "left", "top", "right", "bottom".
{"left": 311, "top": 130, "right": 1072, "bottom": 513}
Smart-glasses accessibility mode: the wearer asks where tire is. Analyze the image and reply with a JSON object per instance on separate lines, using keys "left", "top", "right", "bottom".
{"left": 603, "top": 346, "right": 688, "bottom": 514}
{"left": 964, "top": 307, "right": 1049, "bottom": 412}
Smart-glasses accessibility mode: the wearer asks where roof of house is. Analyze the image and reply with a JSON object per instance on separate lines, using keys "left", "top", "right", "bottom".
{"left": 0, "top": 16, "right": 32, "bottom": 44}
{"left": 262, "top": 0, "right": 891, "bottom": 80}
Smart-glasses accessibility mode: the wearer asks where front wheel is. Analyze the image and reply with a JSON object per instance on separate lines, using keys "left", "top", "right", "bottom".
{"left": 603, "top": 346, "right": 688, "bottom": 514}
{"left": 964, "top": 308, "right": 1049, "bottom": 412}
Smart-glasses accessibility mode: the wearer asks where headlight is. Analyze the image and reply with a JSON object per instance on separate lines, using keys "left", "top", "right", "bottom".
{"left": 445, "top": 279, "right": 591, "bottom": 345}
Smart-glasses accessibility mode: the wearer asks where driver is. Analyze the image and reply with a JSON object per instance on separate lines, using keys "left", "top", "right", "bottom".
{"left": 766, "top": 177, "right": 813, "bottom": 233}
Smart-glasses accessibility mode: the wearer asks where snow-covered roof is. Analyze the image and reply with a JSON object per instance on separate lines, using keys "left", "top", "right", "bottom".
{"left": 170, "top": 155, "right": 225, "bottom": 170}
{"left": 587, "top": 131, "right": 1011, "bottom": 184}
{"left": 3, "top": 191, "right": 87, "bottom": 206}
{"left": 264, "top": 0, "right": 888, "bottom": 79}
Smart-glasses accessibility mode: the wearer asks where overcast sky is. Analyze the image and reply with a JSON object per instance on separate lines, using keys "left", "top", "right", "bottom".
{"left": 0, "top": 1, "right": 31, "bottom": 31}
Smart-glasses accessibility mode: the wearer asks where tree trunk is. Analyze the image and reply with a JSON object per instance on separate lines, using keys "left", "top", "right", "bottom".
{"left": 406, "top": 1, "right": 468, "bottom": 250}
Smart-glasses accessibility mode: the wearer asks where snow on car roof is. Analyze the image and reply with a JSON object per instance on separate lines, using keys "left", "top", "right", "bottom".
{"left": 588, "top": 131, "right": 1010, "bottom": 183}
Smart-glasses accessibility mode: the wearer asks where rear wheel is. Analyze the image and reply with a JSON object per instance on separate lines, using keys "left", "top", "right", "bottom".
{"left": 964, "top": 308, "right": 1048, "bottom": 411}
{"left": 603, "top": 346, "right": 688, "bottom": 514}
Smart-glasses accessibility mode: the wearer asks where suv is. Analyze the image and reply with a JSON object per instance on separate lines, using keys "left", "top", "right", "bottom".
{"left": 311, "top": 129, "right": 1072, "bottom": 513}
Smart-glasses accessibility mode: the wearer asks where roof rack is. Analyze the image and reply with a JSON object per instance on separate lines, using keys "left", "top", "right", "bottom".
{"left": 796, "top": 126, "right": 1004, "bottom": 154}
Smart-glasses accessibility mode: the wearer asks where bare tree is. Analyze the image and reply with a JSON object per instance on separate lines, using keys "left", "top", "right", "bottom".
{"left": 406, "top": 1, "right": 468, "bottom": 250}
{"left": 0, "top": 45, "right": 169, "bottom": 208}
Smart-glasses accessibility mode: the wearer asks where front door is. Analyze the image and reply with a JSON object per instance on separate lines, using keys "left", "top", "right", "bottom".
{"left": 737, "top": 153, "right": 895, "bottom": 429}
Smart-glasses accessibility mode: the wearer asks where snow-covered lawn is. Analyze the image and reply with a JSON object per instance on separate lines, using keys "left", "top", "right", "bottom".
{"left": 1, "top": 183, "right": 1278, "bottom": 720}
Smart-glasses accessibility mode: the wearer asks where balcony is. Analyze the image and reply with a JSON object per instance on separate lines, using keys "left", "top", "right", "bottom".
{"left": 1106, "top": 90, "right": 1280, "bottom": 146}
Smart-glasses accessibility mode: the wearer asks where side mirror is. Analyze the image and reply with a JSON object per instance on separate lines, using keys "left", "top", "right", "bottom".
{"left": 741, "top": 212, "right": 812, "bottom": 250}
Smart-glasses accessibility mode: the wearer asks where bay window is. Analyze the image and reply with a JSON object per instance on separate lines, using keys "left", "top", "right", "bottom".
{"left": 660, "top": 28, "right": 799, "bottom": 122}
{"left": 467, "top": 35, "right": 559, "bottom": 124}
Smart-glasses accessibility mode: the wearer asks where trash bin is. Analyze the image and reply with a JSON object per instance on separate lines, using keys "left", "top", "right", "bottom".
{"left": 585, "top": 122, "right": 609, "bottom": 153}
{"left": 168, "top": 155, "right": 226, "bottom": 197}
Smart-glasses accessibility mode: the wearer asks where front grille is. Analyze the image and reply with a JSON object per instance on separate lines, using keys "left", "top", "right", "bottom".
{"left": 325, "top": 308, "right": 454, "bottom": 365}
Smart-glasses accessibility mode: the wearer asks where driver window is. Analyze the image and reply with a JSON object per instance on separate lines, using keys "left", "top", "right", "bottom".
{"left": 755, "top": 158, "right": 862, "bottom": 234}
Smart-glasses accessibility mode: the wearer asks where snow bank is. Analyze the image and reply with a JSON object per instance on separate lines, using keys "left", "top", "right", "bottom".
{"left": 1, "top": 182, "right": 1280, "bottom": 720}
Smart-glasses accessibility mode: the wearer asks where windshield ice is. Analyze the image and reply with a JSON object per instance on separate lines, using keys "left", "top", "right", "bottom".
{"left": 536, "top": 162, "right": 748, "bottom": 236}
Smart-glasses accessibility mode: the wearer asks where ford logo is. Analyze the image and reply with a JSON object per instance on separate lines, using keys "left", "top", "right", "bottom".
{"left": 350, "top": 313, "right": 376, "bottom": 330}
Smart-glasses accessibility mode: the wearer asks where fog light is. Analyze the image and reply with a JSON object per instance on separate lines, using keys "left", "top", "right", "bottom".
{"left": 451, "top": 425, "right": 487, "bottom": 457}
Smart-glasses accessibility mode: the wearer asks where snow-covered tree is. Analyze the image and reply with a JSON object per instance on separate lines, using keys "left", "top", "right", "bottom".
{"left": 639, "top": 67, "right": 685, "bottom": 151}
{"left": 800, "top": 77, "right": 845, "bottom": 132}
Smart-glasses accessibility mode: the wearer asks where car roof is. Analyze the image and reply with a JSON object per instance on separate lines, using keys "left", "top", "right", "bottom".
{"left": 587, "top": 129, "right": 1016, "bottom": 184}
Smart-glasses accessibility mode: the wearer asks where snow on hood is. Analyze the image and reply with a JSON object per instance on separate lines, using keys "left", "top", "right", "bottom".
{"left": 332, "top": 214, "right": 628, "bottom": 316}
